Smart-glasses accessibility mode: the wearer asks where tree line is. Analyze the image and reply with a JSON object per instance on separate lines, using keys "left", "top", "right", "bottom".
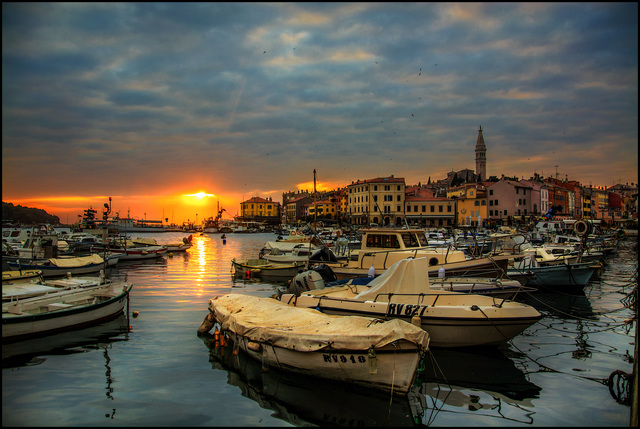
{"left": 2, "top": 202, "right": 60, "bottom": 225}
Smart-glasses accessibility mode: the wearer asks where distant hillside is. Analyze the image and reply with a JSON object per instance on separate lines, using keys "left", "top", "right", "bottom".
{"left": 2, "top": 202, "right": 61, "bottom": 225}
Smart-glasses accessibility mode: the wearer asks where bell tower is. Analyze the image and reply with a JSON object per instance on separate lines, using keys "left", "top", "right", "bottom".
{"left": 475, "top": 125, "right": 487, "bottom": 181}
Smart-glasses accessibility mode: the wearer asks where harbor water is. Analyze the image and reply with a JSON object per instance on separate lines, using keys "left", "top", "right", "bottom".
{"left": 2, "top": 232, "right": 637, "bottom": 427}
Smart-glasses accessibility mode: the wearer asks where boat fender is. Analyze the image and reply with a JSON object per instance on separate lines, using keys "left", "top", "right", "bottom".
{"left": 411, "top": 315, "right": 421, "bottom": 327}
{"left": 197, "top": 313, "right": 217, "bottom": 334}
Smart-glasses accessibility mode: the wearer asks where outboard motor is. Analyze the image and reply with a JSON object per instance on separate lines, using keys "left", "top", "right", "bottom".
{"left": 288, "top": 270, "right": 326, "bottom": 296}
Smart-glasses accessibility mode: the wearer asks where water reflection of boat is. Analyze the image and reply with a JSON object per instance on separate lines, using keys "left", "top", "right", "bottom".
{"left": 410, "top": 345, "right": 542, "bottom": 425}
{"left": 2, "top": 313, "right": 130, "bottom": 368}
{"left": 199, "top": 332, "right": 423, "bottom": 427}
{"left": 521, "top": 290, "right": 595, "bottom": 319}
{"left": 421, "top": 345, "right": 541, "bottom": 401}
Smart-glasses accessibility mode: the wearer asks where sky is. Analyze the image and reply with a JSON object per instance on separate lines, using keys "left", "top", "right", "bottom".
{"left": 2, "top": 3, "right": 638, "bottom": 225}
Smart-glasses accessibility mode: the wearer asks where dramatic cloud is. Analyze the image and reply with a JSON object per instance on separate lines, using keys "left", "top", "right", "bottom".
{"left": 2, "top": 3, "right": 637, "bottom": 222}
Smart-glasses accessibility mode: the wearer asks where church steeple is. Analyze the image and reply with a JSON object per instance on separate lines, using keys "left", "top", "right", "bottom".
{"left": 475, "top": 125, "right": 487, "bottom": 181}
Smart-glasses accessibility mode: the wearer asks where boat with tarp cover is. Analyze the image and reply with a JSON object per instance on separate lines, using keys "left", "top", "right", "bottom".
{"left": 198, "top": 293, "right": 430, "bottom": 395}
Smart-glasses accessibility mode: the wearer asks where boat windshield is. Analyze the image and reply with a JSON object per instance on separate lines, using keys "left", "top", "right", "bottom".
{"left": 364, "top": 231, "right": 428, "bottom": 249}
{"left": 402, "top": 232, "right": 428, "bottom": 248}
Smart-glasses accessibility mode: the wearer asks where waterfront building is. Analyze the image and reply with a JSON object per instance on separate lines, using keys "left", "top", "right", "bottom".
{"left": 347, "top": 176, "right": 405, "bottom": 226}
{"left": 284, "top": 195, "right": 313, "bottom": 224}
{"left": 447, "top": 183, "right": 487, "bottom": 227}
{"left": 486, "top": 176, "right": 534, "bottom": 226}
{"left": 306, "top": 198, "right": 339, "bottom": 220}
{"left": 405, "top": 185, "right": 456, "bottom": 228}
{"left": 239, "top": 196, "right": 281, "bottom": 225}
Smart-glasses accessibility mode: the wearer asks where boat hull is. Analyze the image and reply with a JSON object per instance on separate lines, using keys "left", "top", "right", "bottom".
{"left": 509, "top": 262, "right": 599, "bottom": 289}
{"left": 231, "top": 258, "right": 305, "bottom": 278}
{"left": 200, "top": 293, "right": 430, "bottom": 395}
{"left": 280, "top": 293, "right": 541, "bottom": 348}
{"left": 109, "top": 247, "right": 166, "bottom": 260}
{"left": 3, "top": 284, "right": 132, "bottom": 341}
{"left": 8, "top": 261, "right": 111, "bottom": 278}
{"left": 229, "top": 331, "right": 422, "bottom": 394}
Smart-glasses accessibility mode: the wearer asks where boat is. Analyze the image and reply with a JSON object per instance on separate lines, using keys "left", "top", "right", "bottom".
{"left": 2, "top": 269, "right": 43, "bottom": 285}
{"left": 260, "top": 242, "right": 341, "bottom": 265}
{"left": 508, "top": 260, "right": 601, "bottom": 290}
{"left": 325, "top": 227, "right": 516, "bottom": 280}
{"left": 487, "top": 233, "right": 602, "bottom": 290}
{"left": 293, "top": 263, "right": 535, "bottom": 300}
{"left": 3, "top": 279, "right": 133, "bottom": 341}
{"left": 163, "top": 235, "right": 193, "bottom": 252}
{"left": 200, "top": 330, "right": 424, "bottom": 426}
{"left": 202, "top": 208, "right": 226, "bottom": 233}
{"left": 197, "top": 293, "right": 430, "bottom": 395}
{"left": 110, "top": 217, "right": 166, "bottom": 233}
{"left": 3, "top": 271, "right": 108, "bottom": 302}
{"left": 279, "top": 257, "right": 542, "bottom": 348}
{"left": 102, "top": 237, "right": 167, "bottom": 260}
{"left": 7, "top": 254, "right": 119, "bottom": 278}
{"left": 231, "top": 258, "right": 306, "bottom": 279}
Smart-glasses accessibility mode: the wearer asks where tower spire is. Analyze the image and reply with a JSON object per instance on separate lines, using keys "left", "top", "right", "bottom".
{"left": 475, "top": 125, "right": 487, "bottom": 181}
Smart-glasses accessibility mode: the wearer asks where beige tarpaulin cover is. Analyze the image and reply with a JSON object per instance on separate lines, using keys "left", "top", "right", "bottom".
{"left": 209, "top": 293, "right": 429, "bottom": 352}
{"left": 354, "top": 257, "right": 431, "bottom": 301}
{"left": 49, "top": 254, "right": 104, "bottom": 267}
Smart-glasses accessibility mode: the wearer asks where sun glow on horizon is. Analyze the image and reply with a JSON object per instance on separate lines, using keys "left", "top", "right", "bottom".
{"left": 186, "top": 192, "right": 215, "bottom": 199}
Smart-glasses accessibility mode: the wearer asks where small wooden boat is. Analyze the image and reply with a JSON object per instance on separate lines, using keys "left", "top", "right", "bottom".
{"left": 2, "top": 270, "right": 43, "bottom": 285}
{"left": 7, "top": 254, "right": 119, "bottom": 278}
{"left": 3, "top": 271, "right": 108, "bottom": 302}
{"left": 280, "top": 257, "right": 542, "bottom": 348}
{"left": 163, "top": 236, "right": 193, "bottom": 252}
{"left": 3, "top": 280, "right": 132, "bottom": 341}
{"left": 198, "top": 293, "right": 430, "bottom": 395}
{"left": 108, "top": 245, "right": 166, "bottom": 260}
{"left": 231, "top": 258, "right": 306, "bottom": 279}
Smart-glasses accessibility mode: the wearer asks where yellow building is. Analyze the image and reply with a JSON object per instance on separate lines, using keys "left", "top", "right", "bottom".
{"left": 347, "top": 176, "right": 406, "bottom": 226}
{"left": 307, "top": 199, "right": 338, "bottom": 219}
{"left": 448, "top": 183, "right": 487, "bottom": 226}
{"left": 240, "top": 196, "right": 280, "bottom": 224}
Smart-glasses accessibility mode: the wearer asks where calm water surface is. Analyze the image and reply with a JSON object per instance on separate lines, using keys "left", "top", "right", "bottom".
{"left": 2, "top": 232, "right": 637, "bottom": 427}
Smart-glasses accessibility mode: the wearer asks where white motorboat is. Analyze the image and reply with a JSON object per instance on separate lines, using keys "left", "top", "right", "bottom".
{"left": 280, "top": 257, "right": 542, "bottom": 348}
{"left": 327, "top": 227, "right": 516, "bottom": 280}
{"left": 197, "top": 293, "right": 430, "bottom": 395}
